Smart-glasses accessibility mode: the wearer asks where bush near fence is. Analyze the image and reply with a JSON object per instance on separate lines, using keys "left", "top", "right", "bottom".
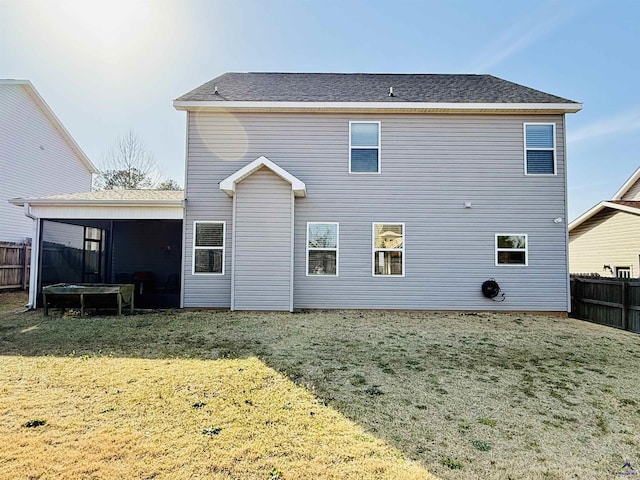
{"left": 570, "top": 275, "right": 640, "bottom": 334}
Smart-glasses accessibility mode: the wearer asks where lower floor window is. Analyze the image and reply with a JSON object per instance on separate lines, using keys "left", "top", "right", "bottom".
{"left": 615, "top": 266, "right": 632, "bottom": 278}
{"left": 193, "top": 221, "right": 225, "bottom": 274}
{"left": 307, "top": 223, "right": 338, "bottom": 275}
{"left": 496, "top": 234, "right": 527, "bottom": 266}
{"left": 373, "top": 223, "right": 404, "bottom": 276}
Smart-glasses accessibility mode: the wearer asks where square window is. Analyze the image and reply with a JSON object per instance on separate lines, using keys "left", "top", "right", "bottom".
{"left": 496, "top": 234, "right": 527, "bottom": 266}
{"left": 193, "top": 221, "right": 225, "bottom": 274}
{"left": 350, "top": 122, "right": 380, "bottom": 173}
{"left": 524, "top": 123, "right": 556, "bottom": 175}
{"left": 307, "top": 223, "right": 338, "bottom": 275}
{"left": 373, "top": 223, "right": 404, "bottom": 276}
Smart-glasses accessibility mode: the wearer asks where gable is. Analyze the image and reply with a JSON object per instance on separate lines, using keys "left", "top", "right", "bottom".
{"left": 219, "top": 156, "right": 306, "bottom": 197}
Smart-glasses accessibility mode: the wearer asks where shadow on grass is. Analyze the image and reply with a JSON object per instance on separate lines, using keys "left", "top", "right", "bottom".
{"left": 2, "top": 305, "right": 640, "bottom": 479}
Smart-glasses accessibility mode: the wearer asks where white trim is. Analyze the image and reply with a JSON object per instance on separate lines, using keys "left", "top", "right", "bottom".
{"left": 230, "top": 195, "right": 237, "bottom": 311}
{"left": 219, "top": 155, "right": 306, "bottom": 197}
{"left": 1, "top": 80, "right": 97, "bottom": 173}
{"left": 192, "top": 221, "right": 225, "bottom": 275}
{"left": 9, "top": 198, "right": 183, "bottom": 207}
{"left": 174, "top": 100, "right": 582, "bottom": 114}
{"left": 28, "top": 215, "right": 40, "bottom": 309}
{"left": 306, "top": 222, "right": 339, "bottom": 277}
{"left": 563, "top": 114, "right": 571, "bottom": 312}
{"left": 180, "top": 111, "right": 190, "bottom": 309}
{"left": 569, "top": 201, "right": 640, "bottom": 232}
{"left": 372, "top": 222, "right": 405, "bottom": 277}
{"left": 495, "top": 234, "right": 528, "bottom": 267}
{"left": 290, "top": 191, "right": 295, "bottom": 312}
{"left": 613, "top": 167, "right": 640, "bottom": 200}
{"left": 614, "top": 266, "right": 632, "bottom": 278}
{"left": 349, "top": 121, "right": 381, "bottom": 174}
{"left": 524, "top": 123, "right": 557, "bottom": 176}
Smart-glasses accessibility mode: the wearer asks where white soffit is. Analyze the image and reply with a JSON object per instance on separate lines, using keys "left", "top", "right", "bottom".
{"left": 220, "top": 156, "right": 306, "bottom": 197}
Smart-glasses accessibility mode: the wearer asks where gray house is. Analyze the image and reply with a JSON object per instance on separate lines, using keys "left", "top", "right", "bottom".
{"left": 173, "top": 73, "right": 581, "bottom": 312}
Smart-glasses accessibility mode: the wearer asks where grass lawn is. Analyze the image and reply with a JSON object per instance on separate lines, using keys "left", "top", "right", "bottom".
{"left": 1, "top": 292, "right": 640, "bottom": 479}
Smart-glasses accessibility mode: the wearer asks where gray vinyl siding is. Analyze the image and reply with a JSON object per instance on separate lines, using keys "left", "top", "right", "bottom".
{"left": 183, "top": 112, "right": 568, "bottom": 311}
{"left": 233, "top": 167, "right": 292, "bottom": 310}
{"left": 0, "top": 83, "right": 92, "bottom": 243}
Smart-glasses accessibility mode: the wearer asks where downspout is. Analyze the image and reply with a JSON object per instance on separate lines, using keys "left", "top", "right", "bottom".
{"left": 23, "top": 202, "right": 40, "bottom": 309}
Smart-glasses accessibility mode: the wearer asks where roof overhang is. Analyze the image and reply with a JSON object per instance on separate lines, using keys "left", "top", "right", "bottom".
{"left": 613, "top": 167, "right": 640, "bottom": 200}
{"left": 173, "top": 100, "right": 582, "bottom": 115}
{"left": 569, "top": 201, "right": 640, "bottom": 232}
{"left": 9, "top": 197, "right": 184, "bottom": 220}
{"left": 220, "top": 156, "right": 306, "bottom": 197}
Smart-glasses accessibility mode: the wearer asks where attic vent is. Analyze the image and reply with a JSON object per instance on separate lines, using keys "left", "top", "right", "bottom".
{"left": 388, "top": 87, "right": 394, "bottom": 97}
{"left": 214, "top": 86, "right": 219, "bottom": 95}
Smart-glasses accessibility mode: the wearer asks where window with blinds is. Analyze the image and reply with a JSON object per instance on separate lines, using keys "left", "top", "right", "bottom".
{"left": 524, "top": 123, "right": 556, "bottom": 175}
{"left": 193, "top": 221, "right": 225, "bottom": 274}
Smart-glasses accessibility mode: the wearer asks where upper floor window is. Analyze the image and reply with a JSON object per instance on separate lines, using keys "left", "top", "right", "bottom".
{"left": 307, "top": 222, "right": 338, "bottom": 276}
{"left": 495, "top": 234, "right": 527, "bottom": 266}
{"left": 193, "top": 221, "right": 225, "bottom": 274}
{"left": 350, "top": 121, "right": 380, "bottom": 173}
{"left": 524, "top": 123, "right": 556, "bottom": 175}
{"left": 373, "top": 223, "right": 404, "bottom": 276}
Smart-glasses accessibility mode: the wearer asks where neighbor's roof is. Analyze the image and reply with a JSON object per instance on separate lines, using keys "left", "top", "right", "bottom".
{"left": 0, "top": 79, "right": 98, "bottom": 173}
{"left": 612, "top": 167, "right": 640, "bottom": 200}
{"left": 569, "top": 201, "right": 640, "bottom": 232}
{"left": 174, "top": 73, "right": 581, "bottom": 114}
{"left": 10, "top": 189, "right": 184, "bottom": 207}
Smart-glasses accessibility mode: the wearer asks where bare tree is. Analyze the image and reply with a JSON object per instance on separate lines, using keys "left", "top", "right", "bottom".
{"left": 157, "top": 178, "right": 182, "bottom": 190}
{"left": 94, "top": 130, "right": 162, "bottom": 190}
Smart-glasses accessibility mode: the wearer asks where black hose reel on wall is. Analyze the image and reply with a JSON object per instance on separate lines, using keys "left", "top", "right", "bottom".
{"left": 482, "top": 278, "right": 505, "bottom": 302}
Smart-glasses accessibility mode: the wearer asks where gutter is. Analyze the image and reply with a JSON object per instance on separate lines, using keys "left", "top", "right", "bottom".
{"left": 23, "top": 203, "right": 39, "bottom": 309}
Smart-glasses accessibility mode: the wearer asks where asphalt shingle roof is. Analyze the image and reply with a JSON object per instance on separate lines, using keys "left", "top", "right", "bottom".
{"left": 14, "top": 190, "right": 184, "bottom": 203}
{"left": 176, "top": 73, "right": 576, "bottom": 104}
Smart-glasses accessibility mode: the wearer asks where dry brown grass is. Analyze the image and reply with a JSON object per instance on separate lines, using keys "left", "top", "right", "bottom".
{"left": 1, "top": 296, "right": 640, "bottom": 479}
{"left": 1, "top": 354, "right": 431, "bottom": 479}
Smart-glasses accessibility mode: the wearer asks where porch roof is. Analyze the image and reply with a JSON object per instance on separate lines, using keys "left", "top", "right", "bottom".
{"left": 9, "top": 190, "right": 184, "bottom": 220}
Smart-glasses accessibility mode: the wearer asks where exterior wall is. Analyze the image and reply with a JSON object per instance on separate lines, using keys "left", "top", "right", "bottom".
{"left": 569, "top": 209, "right": 640, "bottom": 277}
{"left": 622, "top": 179, "right": 640, "bottom": 200}
{"left": 183, "top": 111, "right": 568, "bottom": 310}
{"left": 233, "top": 168, "right": 292, "bottom": 310}
{"left": 0, "top": 83, "right": 92, "bottom": 243}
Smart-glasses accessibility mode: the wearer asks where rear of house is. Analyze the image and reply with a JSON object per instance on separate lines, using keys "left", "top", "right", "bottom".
{"left": 174, "top": 73, "right": 581, "bottom": 312}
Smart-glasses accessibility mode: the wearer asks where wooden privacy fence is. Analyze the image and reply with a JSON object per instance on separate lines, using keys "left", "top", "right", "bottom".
{"left": 571, "top": 276, "right": 640, "bottom": 333}
{"left": 0, "top": 242, "right": 31, "bottom": 290}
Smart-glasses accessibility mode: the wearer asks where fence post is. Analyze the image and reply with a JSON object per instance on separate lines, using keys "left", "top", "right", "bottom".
{"left": 21, "top": 244, "right": 27, "bottom": 290}
{"left": 621, "top": 281, "right": 629, "bottom": 331}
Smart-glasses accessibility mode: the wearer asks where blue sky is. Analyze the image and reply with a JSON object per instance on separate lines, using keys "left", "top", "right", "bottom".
{"left": 1, "top": 0, "right": 638, "bottom": 220}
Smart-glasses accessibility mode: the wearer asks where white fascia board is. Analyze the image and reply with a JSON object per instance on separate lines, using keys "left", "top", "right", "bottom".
{"left": 569, "top": 201, "right": 640, "bottom": 232}
{"left": 174, "top": 100, "right": 583, "bottom": 114}
{"left": 9, "top": 198, "right": 183, "bottom": 208}
{"left": 7, "top": 80, "right": 99, "bottom": 174}
{"left": 220, "top": 155, "right": 306, "bottom": 197}
{"left": 613, "top": 167, "right": 640, "bottom": 200}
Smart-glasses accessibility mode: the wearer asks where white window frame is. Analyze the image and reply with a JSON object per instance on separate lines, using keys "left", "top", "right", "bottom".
{"left": 615, "top": 266, "right": 632, "bottom": 278}
{"left": 495, "top": 233, "right": 528, "bottom": 267}
{"left": 306, "top": 222, "right": 339, "bottom": 277}
{"left": 372, "top": 222, "right": 405, "bottom": 277}
{"left": 524, "top": 123, "right": 556, "bottom": 176}
{"left": 192, "top": 221, "right": 225, "bottom": 275}
{"left": 349, "top": 121, "right": 381, "bottom": 174}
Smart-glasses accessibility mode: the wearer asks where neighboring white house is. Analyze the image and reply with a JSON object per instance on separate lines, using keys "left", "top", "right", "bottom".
{"left": 0, "top": 79, "right": 96, "bottom": 243}
{"left": 569, "top": 167, "right": 640, "bottom": 278}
